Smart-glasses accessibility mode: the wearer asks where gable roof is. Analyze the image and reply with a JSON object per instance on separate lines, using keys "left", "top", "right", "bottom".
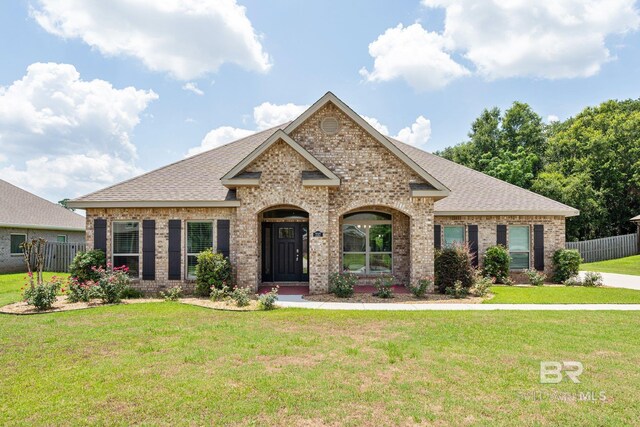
{"left": 0, "top": 180, "right": 86, "bottom": 231}
{"left": 221, "top": 129, "right": 340, "bottom": 187}
{"left": 284, "top": 92, "right": 450, "bottom": 198}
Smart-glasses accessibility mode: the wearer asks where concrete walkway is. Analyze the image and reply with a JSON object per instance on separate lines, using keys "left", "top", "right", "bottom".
{"left": 276, "top": 300, "right": 640, "bottom": 311}
{"left": 579, "top": 271, "right": 640, "bottom": 291}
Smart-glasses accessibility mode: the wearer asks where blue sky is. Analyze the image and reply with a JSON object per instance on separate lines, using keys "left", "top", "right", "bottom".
{"left": 1, "top": 0, "right": 640, "bottom": 203}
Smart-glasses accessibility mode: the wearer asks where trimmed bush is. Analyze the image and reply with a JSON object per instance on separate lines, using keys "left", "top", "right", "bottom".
{"left": 231, "top": 286, "right": 251, "bottom": 307}
{"left": 373, "top": 275, "right": 394, "bottom": 298}
{"left": 210, "top": 285, "right": 230, "bottom": 301}
{"left": 483, "top": 245, "right": 510, "bottom": 283}
{"left": 445, "top": 280, "right": 469, "bottom": 299}
{"left": 553, "top": 249, "right": 582, "bottom": 283}
{"left": 470, "top": 271, "right": 494, "bottom": 297}
{"left": 329, "top": 272, "right": 357, "bottom": 298}
{"left": 120, "top": 287, "right": 144, "bottom": 299}
{"left": 563, "top": 276, "right": 582, "bottom": 287}
{"left": 90, "top": 266, "right": 131, "bottom": 304}
{"left": 195, "top": 249, "right": 232, "bottom": 297}
{"left": 69, "top": 250, "right": 106, "bottom": 283}
{"left": 410, "top": 277, "right": 432, "bottom": 298}
{"left": 161, "top": 286, "right": 183, "bottom": 301}
{"left": 524, "top": 268, "right": 546, "bottom": 286}
{"left": 258, "top": 286, "right": 279, "bottom": 310}
{"left": 66, "top": 277, "right": 94, "bottom": 303}
{"left": 435, "top": 245, "right": 474, "bottom": 294}
{"left": 582, "top": 272, "right": 604, "bottom": 287}
{"left": 23, "top": 277, "right": 63, "bottom": 310}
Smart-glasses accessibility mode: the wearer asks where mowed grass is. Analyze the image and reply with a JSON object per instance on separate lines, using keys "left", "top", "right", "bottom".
{"left": 581, "top": 254, "right": 640, "bottom": 276}
{"left": 0, "top": 272, "right": 69, "bottom": 307}
{"left": 1, "top": 304, "right": 640, "bottom": 425}
{"left": 487, "top": 285, "right": 640, "bottom": 304}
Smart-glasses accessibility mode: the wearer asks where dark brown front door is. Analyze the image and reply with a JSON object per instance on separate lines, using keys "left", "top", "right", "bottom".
{"left": 262, "top": 222, "right": 308, "bottom": 282}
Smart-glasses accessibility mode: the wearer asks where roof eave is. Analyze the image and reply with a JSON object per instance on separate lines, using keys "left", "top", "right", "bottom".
{"left": 0, "top": 223, "right": 85, "bottom": 232}
{"left": 411, "top": 189, "right": 450, "bottom": 200}
{"left": 435, "top": 209, "right": 580, "bottom": 217}
{"left": 67, "top": 200, "right": 241, "bottom": 209}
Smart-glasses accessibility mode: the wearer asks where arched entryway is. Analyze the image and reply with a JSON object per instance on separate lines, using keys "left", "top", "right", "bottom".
{"left": 260, "top": 207, "right": 309, "bottom": 283}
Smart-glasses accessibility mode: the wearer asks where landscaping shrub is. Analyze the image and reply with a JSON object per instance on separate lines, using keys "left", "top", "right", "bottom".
{"left": 210, "top": 285, "right": 230, "bottom": 302}
{"left": 582, "top": 272, "right": 604, "bottom": 287}
{"left": 483, "top": 245, "right": 510, "bottom": 283}
{"left": 410, "top": 277, "right": 432, "bottom": 298}
{"left": 69, "top": 250, "right": 106, "bottom": 283}
{"left": 161, "top": 286, "right": 183, "bottom": 301}
{"left": 120, "top": 286, "right": 144, "bottom": 299}
{"left": 329, "top": 272, "right": 356, "bottom": 298}
{"left": 195, "top": 249, "right": 232, "bottom": 297}
{"left": 435, "top": 245, "right": 474, "bottom": 294}
{"left": 470, "top": 272, "right": 494, "bottom": 297}
{"left": 231, "top": 286, "right": 251, "bottom": 307}
{"left": 66, "top": 277, "right": 94, "bottom": 303}
{"left": 503, "top": 276, "right": 515, "bottom": 286}
{"left": 22, "top": 276, "right": 63, "bottom": 310}
{"left": 90, "top": 265, "right": 131, "bottom": 304}
{"left": 524, "top": 268, "right": 546, "bottom": 286}
{"left": 373, "top": 275, "right": 394, "bottom": 298}
{"left": 258, "top": 286, "right": 279, "bottom": 310}
{"left": 563, "top": 276, "right": 583, "bottom": 287}
{"left": 553, "top": 249, "right": 582, "bottom": 283}
{"left": 445, "top": 280, "right": 469, "bottom": 299}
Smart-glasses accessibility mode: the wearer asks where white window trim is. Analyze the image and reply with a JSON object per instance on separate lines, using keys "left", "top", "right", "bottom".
{"left": 443, "top": 225, "right": 465, "bottom": 248}
{"left": 111, "top": 220, "right": 140, "bottom": 277}
{"left": 57, "top": 235, "right": 68, "bottom": 243}
{"left": 185, "top": 220, "right": 215, "bottom": 280}
{"left": 342, "top": 214, "right": 393, "bottom": 275}
{"left": 10, "top": 233, "right": 27, "bottom": 255}
{"left": 508, "top": 225, "right": 531, "bottom": 271}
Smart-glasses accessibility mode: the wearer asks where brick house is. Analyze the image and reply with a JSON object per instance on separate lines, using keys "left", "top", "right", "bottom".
{"left": 68, "top": 93, "right": 578, "bottom": 294}
{"left": 0, "top": 179, "right": 85, "bottom": 273}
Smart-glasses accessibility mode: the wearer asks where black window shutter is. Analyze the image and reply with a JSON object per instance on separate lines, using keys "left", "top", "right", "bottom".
{"left": 94, "top": 218, "right": 107, "bottom": 253}
{"left": 217, "top": 219, "right": 230, "bottom": 259}
{"left": 468, "top": 225, "right": 479, "bottom": 267}
{"left": 142, "top": 220, "right": 156, "bottom": 280}
{"left": 534, "top": 224, "right": 544, "bottom": 271}
{"left": 168, "top": 220, "right": 181, "bottom": 280}
{"left": 434, "top": 224, "right": 441, "bottom": 250}
{"left": 497, "top": 225, "right": 507, "bottom": 246}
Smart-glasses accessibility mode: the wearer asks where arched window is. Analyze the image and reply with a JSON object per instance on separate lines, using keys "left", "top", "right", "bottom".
{"left": 342, "top": 211, "right": 392, "bottom": 274}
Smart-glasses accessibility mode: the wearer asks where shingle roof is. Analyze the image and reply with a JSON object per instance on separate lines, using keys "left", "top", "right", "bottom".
{"left": 631, "top": 215, "right": 640, "bottom": 222}
{"left": 0, "top": 180, "right": 86, "bottom": 230}
{"left": 71, "top": 124, "right": 578, "bottom": 216}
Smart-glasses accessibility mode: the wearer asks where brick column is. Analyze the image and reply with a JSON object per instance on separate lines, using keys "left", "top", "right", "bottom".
{"left": 235, "top": 206, "right": 259, "bottom": 291}
{"left": 409, "top": 198, "right": 435, "bottom": 289}
{"left": 309, "top": 206, "right": 330, "bottom": 294}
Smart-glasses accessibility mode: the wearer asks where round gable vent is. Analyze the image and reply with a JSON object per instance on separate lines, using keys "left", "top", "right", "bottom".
{"left": 321, "top": 117, "right": 339, "bottom": 135}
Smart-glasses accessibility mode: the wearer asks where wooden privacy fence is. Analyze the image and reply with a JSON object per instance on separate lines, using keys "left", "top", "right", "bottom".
{"left": 43, "top": 242, "right": 87, "bottom": 272}
{"left": 565, "top": 233, "right": 638, "bottom": 263}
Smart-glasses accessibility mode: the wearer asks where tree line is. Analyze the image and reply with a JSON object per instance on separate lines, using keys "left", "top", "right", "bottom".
{"left": 437, "top": 99, "right": 640, "bottom": 241}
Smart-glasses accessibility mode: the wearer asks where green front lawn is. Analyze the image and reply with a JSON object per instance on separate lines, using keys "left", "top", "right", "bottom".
{"left": 1, "top": 304, "right": 640, "bottom": 425}
{"left": 487, "top": 285, "right": 640, "bottom": 304}
{"left": 0, "top": 272, "right": 69, "bottom": 307}
{"left": 581, "top": 254, "right": 640, "bottom": 276}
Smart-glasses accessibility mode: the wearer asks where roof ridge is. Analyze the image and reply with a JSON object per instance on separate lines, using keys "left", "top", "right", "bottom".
{"left": 1, "top": 179, "right": 84, "bottom": 219}
{"left": 388, "top": 137, "right": 578, "bottom": 212}
{"left": 73, "top": 123, "right": 288, "bottom": 201}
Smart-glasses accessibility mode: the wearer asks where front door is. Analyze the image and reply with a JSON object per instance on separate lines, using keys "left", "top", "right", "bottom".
{"left": 263, "top": 222, "right": 308, "bottom": 282}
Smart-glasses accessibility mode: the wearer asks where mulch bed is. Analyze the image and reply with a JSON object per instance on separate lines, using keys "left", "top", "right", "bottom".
{"left": 303, "top": 292, "right": 487, "bottom": 304}
{"left": 180, "top": 298, "right": 262, "bottom": 311}
{"left": 0, "top": 296, "right": 163, "bottom": 315}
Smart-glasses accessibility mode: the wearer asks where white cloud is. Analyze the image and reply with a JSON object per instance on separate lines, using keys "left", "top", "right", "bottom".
{"left": 182, "top": 82, "right": 204, "bottom": 96}
{"left": 363, "top": 1, "right": 640, "bottom": 90}
{"left": 360, "top": 23, "right": 471, "bottom": 91}
{"left": 0, "top": 153, "right": 6, "bottom": 163}
{"left": 31, "top": 0, "right": 271, "bottom": 80}
{"left": 361, "top": 115, "right": 389, "bottom": 135}
{"left": 253, "top": 102, "right": 309, "bottom": 130}
{"left": 0, "top": 62, "right": 157, "bottom": 201}
{"left": 186, "top": 126, "right": 254, "bottom": 157}
{"left": 394, "top": 116, "right": 432, "bottom": 148}
{"left": 547, "top": 115, "right": 560, "bottom": 123}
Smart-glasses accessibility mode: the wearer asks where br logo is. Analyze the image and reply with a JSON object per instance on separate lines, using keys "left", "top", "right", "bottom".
{"left": 540, "top": 361, "right": 583, "bottom": 384}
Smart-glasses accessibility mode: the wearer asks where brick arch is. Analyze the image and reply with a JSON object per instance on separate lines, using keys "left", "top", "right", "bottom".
{"left": 338, "top": 201, "right": 413, "bottom": 219}
{"left": 257, "top": 203, "right": 311, "bottom": 216}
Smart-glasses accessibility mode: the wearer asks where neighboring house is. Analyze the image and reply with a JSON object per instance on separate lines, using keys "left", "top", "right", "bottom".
{"left": 68, "top": 92, "right": 578, "bottom": 294}
{"left": 0, "top": 179, "right": 86, "bottom": 273}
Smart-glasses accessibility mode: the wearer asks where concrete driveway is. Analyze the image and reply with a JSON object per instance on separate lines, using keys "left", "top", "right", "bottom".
{"left": 580, "top": 271, "right": 640, "bottom": 291}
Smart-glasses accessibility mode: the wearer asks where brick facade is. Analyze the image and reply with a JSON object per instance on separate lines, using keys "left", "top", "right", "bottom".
{"left": 83, "top": 103, "right": 568, "bottom": 294}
